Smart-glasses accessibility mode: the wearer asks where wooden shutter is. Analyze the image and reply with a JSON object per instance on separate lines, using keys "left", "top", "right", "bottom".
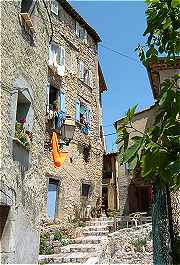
{"left": 79, "top": 61, "right": 84, "bottom": 80}
{"left": 59, "top": 91, "right": 65, "bottom": 112}
{"left": 60, "top": 47, "right": 65, "bottom": 66}
{"left": 86, "top": 106, "right": 92, "bottom": 126}
{"left": 75, "top": 100, "right": 80, "bottom": 122}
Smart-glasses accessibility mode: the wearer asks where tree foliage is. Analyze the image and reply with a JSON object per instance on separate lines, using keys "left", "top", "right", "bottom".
{"left": 117, "top": 0, "right": 180, "bottom": 190}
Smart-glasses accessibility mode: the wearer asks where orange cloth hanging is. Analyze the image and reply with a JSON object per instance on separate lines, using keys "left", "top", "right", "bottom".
{"left": 51, "top": 132, "right": 68, "bottom": 167}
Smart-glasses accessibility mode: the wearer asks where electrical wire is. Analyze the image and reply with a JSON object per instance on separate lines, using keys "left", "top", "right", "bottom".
{"left": 99, "top": 44, "right": 140, "bottom": 63}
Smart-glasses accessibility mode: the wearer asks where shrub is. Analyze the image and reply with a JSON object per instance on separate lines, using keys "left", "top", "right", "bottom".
{"left": 39, "top": 235, "right": 53, "bottom": 255}
{"left": 53, "top": 231, "right": 62, "bottom": 241}
{"left": 130, "top": 238, "right": 147, "bottom": 252}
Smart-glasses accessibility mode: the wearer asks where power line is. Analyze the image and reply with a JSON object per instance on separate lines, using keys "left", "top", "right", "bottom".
{"left": 99, "top": 44, "right": 140, "bottom": 63}
{"left": 104, "top": 132, "right": 116, "bottom": 137}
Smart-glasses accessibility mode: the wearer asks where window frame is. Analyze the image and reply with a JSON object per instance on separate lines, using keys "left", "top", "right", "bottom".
{"left": 51, "top": 0, "right": 59, "bottom": 16}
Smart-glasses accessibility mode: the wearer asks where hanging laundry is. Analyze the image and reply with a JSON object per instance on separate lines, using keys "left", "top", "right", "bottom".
{"left": 55, "top": 111, "right": 66, "bottom": 130}
{"left": 51, "top": 132, "right": 68, "bottom": 167}
{"left": 57, "top": 65, "right": 65, "bottom": 76}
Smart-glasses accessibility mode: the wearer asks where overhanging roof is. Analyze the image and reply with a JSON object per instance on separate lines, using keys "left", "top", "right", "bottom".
{"left": 147, "top": 57, "right": 180, "bottom": 99}
{"left": 60, "top": 0, "right": 101, "bottom": 42}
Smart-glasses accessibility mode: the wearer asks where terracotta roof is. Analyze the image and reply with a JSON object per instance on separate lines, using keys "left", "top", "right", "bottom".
{"left": 147, "top": 57, "right": 180, "bottom": 99}
{"left": 60, "top": 0, "right": 101, "bottom": 42}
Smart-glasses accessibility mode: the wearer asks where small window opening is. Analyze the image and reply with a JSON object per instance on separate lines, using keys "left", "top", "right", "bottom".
{"left": 49, "top": 85, "right": 59, "bottom": 111}
{"left": 81, "top": 184, "right": 90, "bottom": 198}
{"left": 0, "top": 206, "right": 10, "bottom": 239}
{"left": 14, "top": 92, "right": 32, "bottom": 148}
{"left": 21, "top": 0, "right": 35, "bottom": 13}
{"left": 83, "top": 145, "right": 91, "bottom": 163}
{"left": 47, "top": 178, "right": 59, "bottom": 219}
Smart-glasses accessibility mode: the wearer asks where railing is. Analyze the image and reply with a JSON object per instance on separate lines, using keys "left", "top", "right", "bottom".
{"left": 113, "top": 212, "right": 152, "bottom": 231}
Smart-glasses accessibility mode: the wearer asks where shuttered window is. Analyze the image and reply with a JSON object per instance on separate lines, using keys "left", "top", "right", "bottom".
{"left": 59, "top": 91, "right": 65, "bottom": 112}
{"left": 75, "top": 100, "right": 80, "bottom": 122}
{"left": 60, "top": 47, "right": 65, "bottom": 67}
{"left": 84, "top": 30, "right": 88, "bottom": 44}
{"left": 79, "top": 61, "right": 84, "bottom": 80}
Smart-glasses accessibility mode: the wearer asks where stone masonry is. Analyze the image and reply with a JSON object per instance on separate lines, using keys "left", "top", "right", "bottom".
{"left": 1, "top": 1, "right": 49, "bottom": 263}
{"left": 40, "top": 0, "right": 106, "bottom": 222}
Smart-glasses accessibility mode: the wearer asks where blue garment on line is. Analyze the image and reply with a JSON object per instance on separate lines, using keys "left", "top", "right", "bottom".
{"left": 55, "top": 111, "right": 66, "bottom": 130}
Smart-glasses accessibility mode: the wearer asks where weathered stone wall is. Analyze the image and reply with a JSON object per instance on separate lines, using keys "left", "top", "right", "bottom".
{"left": 103, "top": 223, "right": 153, "bottom": 264}
{"left": 40, "top": 2, "right": 104, "bottom": 221}
{"left": 1, "top": 1, "right": 49, "bottom": 263}
{"left": 116, "top": 107, "right": 156, "bottom": 216}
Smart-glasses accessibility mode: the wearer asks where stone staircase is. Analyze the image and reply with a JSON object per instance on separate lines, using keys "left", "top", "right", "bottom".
{"left": 39, "top": 216, "right": 109, "bottom": 264}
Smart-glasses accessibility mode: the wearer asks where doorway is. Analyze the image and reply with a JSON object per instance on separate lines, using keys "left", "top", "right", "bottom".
{"left": 47, "top": 179, "right": 59, "bottom": 219}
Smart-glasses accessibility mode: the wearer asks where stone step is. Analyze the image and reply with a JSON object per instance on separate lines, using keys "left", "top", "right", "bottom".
{"left": 83, "top": 230, "right": 109, "bottom": 237}
{"left": 68, "top": 243, "right": 99, "bottom": 253}
{"left": 84, "top": 225, "right": 108, "bottom": 232}
{"left": 86, "top": 220, "right": 108, "bottom": 226}
{"left": 74, "top": 236, "right": 107, "bottom": 244}
{"left": 57, "top": 251, "right": 93, "bottom": 263}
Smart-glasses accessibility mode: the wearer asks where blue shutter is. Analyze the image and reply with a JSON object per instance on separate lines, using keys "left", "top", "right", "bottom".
{"left": 75, "top": 100, "right": 80, "bottom": 122}
{"left": 59, "top": 91, "right": 65, "bottom": 112}
{"left": 86, "top": 106, "right": 91, "bottom": 125}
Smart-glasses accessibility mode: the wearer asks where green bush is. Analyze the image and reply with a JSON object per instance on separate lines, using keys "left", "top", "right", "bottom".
{"left": 39, "top": 236, "right": 53, "bottom": 255}
{"left": 130, "top": 238, "right": 147, "bottom": 252}
{"left": 53, "top": 231, "right": 62, "bottom": 241}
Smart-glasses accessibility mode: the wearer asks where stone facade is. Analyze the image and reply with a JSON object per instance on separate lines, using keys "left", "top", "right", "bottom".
{"left": 38, "top": 1, "right": 106, "bottom": 222}
{"left": 113, "top": 106, "right": 155, "bottom": 216}
{"left": 1, "top": 1, "right": 50, "bottom": 263}
{"left": 1, "top": 1, "right": 106, "bottom": 263}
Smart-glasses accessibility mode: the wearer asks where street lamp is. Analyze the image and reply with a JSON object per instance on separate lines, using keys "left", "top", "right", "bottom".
{"left": 61, "top": 116, "right": 76, "bottom": 145}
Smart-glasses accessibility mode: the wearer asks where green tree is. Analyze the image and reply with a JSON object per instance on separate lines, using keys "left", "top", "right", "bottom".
{"left": 116, "top": 0, "right": 180, "bottom": 264}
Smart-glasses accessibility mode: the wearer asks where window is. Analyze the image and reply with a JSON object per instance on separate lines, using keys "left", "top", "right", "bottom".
{"left": 75, "top": 21, "right": 88, "bottom": 44}
{"left": 15, "top": 91, "right": 32, "bottom": 148}
{"left": 47, "top": 85, "right": 65, "bottom": 130}
{"left": 81, "top": 184, "right": 90, "bottom": 198}
{"left": 79, "top": 61, "right": 93, "bottom": 87}
{"left": 48, "top": 44, "right": 66, "bottom": 76}
{"left": 75, "top": 100, "right": 91, "bottom": 135}
{"left": 48, "top": 85, "right": 65, "bottom": 113}
{"left": 51, "top": 0, "right": 59, "bottom": 15}
{"left": 21, "top": 0, "right": 36, "bottom": 13}
{"left": 47, "top": 179, "right": 59, "bottom": 219}
{"left": 79, "top": 61, "right": 84, "bottom": 80}
{"left": 60, "top": 47, "right": 65, "bottom": 66}
{"left": 75, "top": 101, "right": 91, "bottom": 125}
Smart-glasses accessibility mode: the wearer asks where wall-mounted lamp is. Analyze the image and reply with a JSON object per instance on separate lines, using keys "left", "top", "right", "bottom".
{"left": 61, "top": 116, "right": 76, "bottom": 145}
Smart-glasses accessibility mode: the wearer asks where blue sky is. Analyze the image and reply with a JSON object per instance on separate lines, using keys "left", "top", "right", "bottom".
{"left": 71, "top": 1, "right": 154, "bottom": 152}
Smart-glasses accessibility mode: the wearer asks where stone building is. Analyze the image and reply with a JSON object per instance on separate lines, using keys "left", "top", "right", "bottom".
{"left": 1, "top": 1, "right": 50, "bottom": 263}
{"left": 114, "top": 107, "right": 155, "bottom": 216}
{"left": 1, "top": 0, "right": 106, "bottom": 263}
{"left": 147, "top": 57, "right": 180, "bottom": 234}
{"left": 39, "top": 0, "right": 107, "bottom": 222}
{"left": 112, "top": 57, "right": 180, "bottom": 218}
